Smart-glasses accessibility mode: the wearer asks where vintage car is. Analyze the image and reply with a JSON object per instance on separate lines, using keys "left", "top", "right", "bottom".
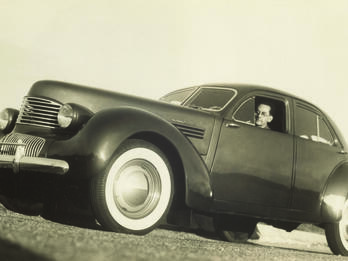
{"left": 1, "top": 80, "right": 348, "bottom": 255}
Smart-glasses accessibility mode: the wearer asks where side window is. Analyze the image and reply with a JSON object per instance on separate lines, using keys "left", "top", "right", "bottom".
{"left": 295, "top": 105, "right": 334, "bottom": 145}
{"left": 319, "top": 118, "right": 334, "bottom": 144}
{"left": 233, "top": 96, "right": 286, "bottom": 132}
{"left": 233, "top": 97, "right": 255, "bottom": 125}
{"left": 295, "top": 107, "right": 317, "bottom": 139}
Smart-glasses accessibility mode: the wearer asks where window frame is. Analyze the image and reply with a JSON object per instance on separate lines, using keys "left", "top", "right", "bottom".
{"left": 183, "top": 87, "right": 238, "bottom": 112}
{"left": 294, "top": 101, "right": 335, "bottom": 146}
{"left": 232, "top": 96, "right": 256, "bottom": 126}
{"left": 231, "top": 92, "right": 290, "bottom": 133}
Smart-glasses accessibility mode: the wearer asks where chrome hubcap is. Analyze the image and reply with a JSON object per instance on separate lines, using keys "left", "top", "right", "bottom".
{"left": 113, "top": 159, "right": 161, "bottom": 219}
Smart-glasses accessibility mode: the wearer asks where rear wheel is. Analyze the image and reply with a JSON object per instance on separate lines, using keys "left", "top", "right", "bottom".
{"left": 90, "top": 139, "right": 173, "bottom": 234}
{"left": 325, "top": 199, "right": 348, "bottom": 256}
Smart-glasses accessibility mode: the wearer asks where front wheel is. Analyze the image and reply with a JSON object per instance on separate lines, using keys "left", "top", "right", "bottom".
{"left": 325, "top": 199, "right": 348, "bottom": 256}
{"left": 90, "top": 139, "right": 173, "bottom": 235}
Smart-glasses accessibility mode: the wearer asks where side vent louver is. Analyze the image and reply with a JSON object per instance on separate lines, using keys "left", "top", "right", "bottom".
{"left": 173, "top": 123, "right": 205, "bottom": 139}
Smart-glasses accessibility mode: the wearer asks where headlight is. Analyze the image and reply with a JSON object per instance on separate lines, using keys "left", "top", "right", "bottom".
{"left": 58, "top": 104, "right": 74, "bottom": 128}
{"left": 0, "top": 108, "right": 19, "bottom": 133}
{"left": 57, "top": 103, "right": 93, "bottom": 129}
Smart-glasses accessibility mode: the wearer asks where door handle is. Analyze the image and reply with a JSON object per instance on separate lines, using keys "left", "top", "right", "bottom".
{"left": 338, "top": 150, "right": 348, "bottom": 155}
{"left": 225, "top": 123, "right": 240, "bottom": 128}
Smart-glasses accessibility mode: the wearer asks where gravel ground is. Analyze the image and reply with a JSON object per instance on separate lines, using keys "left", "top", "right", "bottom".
{"left": 0, "top": 205, "right": 346, "bottom": 261}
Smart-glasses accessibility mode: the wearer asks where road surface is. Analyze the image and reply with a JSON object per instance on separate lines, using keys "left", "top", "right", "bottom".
{"left": 0, "top": 205, "right": 344, "bottom": 261}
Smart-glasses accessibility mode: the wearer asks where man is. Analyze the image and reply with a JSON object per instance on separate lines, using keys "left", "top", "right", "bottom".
{"left": 255, "top": 103, "right": 273, "bottom": 129}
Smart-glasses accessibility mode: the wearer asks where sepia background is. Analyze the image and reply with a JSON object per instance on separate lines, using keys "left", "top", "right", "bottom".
{"left": 1, "top": 0, "right": 348, "bottom": 138}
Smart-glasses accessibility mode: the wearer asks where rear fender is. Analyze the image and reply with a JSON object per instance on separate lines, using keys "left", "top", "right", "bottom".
{"left": 48, "top": 107, "right": 213, "bottom": 211}
{"left": 321, "top": 162, "right": 348, "bottom": 222}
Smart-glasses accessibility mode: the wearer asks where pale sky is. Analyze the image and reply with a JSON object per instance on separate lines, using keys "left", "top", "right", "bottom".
{"left": 1, "top": 1, "right": 348, "bottom": 138}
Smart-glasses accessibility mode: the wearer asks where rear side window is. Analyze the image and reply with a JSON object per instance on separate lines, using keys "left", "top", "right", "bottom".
{"left": 295, "top": 107, "right": 317, "bottom": 138}
{"left": 319, "top": 118, "right": 334, "bottom": 144}
{"left": 295, "top": 105, "right": 334, "bottom": 145}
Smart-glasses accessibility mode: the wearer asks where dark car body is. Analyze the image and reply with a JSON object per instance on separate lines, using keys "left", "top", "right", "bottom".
{"left": 1, "top": 80, "right": 348, "bottom": 255}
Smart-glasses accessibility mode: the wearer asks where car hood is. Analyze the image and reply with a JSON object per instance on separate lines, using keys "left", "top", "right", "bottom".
{"left": 26, "top": 80, "right": 217, "bottom": 155}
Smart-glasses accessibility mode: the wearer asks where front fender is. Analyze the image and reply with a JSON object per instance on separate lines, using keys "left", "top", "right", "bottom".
{"left": 321, "top": 162, "right": 348, "bottom": 222}
{"left": 48, "top": 107, "right": 213, "bottom": 210}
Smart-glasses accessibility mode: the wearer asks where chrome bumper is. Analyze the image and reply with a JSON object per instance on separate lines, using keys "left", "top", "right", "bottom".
{"left": 0, "top": 138, "right": 69, "bottom": 175}
{"left": 0, "top": 155, "right": 69, "bottom": 175}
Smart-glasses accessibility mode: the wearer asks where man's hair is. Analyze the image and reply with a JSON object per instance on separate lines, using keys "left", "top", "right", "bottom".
{"left": 255, "top": 97, "right": 275, "bottom": 116}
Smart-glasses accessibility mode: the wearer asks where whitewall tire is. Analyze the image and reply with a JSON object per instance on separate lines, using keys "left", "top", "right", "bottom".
{"left": 325, "top": 199, "right": 348, "bottom": 256}
{"left": 90, "top": 139, "right": 173, "bottom": 234}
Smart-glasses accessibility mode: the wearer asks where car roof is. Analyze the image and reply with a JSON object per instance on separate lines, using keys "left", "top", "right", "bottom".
{"left": 199, "top": 83, "right": 300, "bottom": 100}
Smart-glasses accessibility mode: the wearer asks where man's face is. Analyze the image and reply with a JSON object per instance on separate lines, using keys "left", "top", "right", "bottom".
{"left": 255, "top": 104, "right": 273, "bottom": 128}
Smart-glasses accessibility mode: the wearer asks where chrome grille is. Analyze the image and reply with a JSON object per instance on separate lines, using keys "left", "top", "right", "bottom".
{"left": 17, "top": 97, "right": 62, "bottom": 128}
{"left": 0, "top": 133, "right": 45, "bottom": 157}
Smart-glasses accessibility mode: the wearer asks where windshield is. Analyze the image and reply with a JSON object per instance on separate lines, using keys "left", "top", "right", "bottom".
{"left": 159, "top": 87, "right": 196, "bottom": 105}
{"left": 184, "top": 87, "right": 237, "bottom": 111}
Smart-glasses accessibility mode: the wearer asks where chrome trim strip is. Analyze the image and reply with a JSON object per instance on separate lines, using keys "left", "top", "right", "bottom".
{"left": 0, "top": 142, "right": 26, "bottom": 146}
{"left": 0, "top": 155, "right": 69, "bottom": 175}
{"left": 16, "top": 121, "right": 59, "bottom": 129}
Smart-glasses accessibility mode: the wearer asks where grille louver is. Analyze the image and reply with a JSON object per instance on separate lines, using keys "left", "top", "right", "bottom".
{"left": 173, "top": 123, "right": 205, "bottom": 139}
{"left": 17, "top": 97, "right": 62, "bottom": 128}
{"left": 0, "top": 133, "right": 45, "bottom": 157}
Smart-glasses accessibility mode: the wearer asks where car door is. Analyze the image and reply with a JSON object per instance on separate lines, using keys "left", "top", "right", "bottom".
{"left": 211, "top": 94, "right": 294, "bottom": 210}
{"left": 292, "top": 100, "right": 346, "bottom": 215}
